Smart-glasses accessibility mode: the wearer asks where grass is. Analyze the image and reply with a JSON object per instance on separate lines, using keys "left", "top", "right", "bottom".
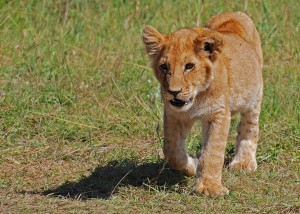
{"left": 0, "top": 0, "right": 299, "bottom": 213}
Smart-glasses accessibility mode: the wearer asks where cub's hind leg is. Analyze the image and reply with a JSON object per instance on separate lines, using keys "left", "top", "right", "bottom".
{"left": 230, "top": 101, "right": 262, "bottom": 171}
{"left": 163, "top": 111, "right": 198, "bottom": 177}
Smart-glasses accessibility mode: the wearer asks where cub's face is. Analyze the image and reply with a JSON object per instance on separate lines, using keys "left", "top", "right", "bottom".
{"left": 143, "top": 26, "right": 223, "bottom": 111}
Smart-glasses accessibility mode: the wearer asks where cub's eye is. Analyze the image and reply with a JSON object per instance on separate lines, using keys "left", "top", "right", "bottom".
{"left": 185, "top": 63, "right": 195, "bottom": 70}
{"left": 159, "top": 63, "right": 168, "bottom": 73}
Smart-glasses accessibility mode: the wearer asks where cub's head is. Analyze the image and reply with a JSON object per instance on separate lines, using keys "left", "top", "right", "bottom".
{"left": 142, "top": 25, "right": 223, "bottom": 111}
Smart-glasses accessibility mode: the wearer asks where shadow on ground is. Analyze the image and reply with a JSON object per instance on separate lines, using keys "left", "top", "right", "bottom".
{"left": 42, "top": 159, "right": 187, "bottom": 200}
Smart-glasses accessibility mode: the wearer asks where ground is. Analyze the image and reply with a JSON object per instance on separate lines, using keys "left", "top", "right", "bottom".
{"left": 0, "top": 1, "right": 299, "bottom": 213}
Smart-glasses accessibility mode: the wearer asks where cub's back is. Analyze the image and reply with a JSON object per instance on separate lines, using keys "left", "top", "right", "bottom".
{"left": 205, "top": 11, "right": 263, "bottom": 67}
{"left": 205, "top": 12, "right": 263, "bottom": 112}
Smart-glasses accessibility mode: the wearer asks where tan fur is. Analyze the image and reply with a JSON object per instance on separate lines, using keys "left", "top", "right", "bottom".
{"left": 143, "top": 12, "right": 263, "bottom": 197}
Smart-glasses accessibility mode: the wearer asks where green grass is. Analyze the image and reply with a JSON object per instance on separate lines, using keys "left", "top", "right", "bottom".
{"left": 0, "top": 0, "right": 299, "bottom": 213}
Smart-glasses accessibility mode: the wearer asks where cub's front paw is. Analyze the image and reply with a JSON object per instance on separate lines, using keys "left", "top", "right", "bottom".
{"left": 229, "top": 155, "right": 257, "bottom": 171}
{"left": 193, "top": 179, "right": 229, "bottom": 197}
{"left": 181, "top": 157, "right": 199, "bottom": 177}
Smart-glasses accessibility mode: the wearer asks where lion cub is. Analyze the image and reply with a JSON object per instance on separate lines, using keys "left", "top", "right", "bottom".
{"left": 142, "top": 12, "right": 263, "bottom": 196}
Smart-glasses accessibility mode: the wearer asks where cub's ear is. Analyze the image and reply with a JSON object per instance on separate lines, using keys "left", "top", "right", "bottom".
{"left": 194, "top": 35, "right": 223, "bottom": 62}
{"left": 142, "top": 25, "right": 164, "bottom": 56}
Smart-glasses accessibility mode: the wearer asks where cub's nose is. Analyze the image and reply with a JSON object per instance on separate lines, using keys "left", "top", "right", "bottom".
{"left": 168, "top": 88, "right": 182, "bottom": 97}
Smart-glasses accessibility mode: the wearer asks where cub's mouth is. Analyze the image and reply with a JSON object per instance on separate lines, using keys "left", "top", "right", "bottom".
{"left": 170, "top": 97, "right": 193, "bottom": 107}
